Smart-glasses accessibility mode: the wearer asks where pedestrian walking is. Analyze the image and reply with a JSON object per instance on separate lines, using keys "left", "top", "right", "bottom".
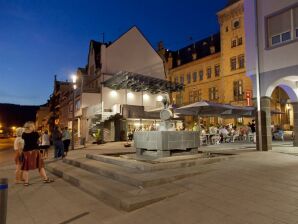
{"left": 40, "top": 130, "right": 50, "bottom": 159}
{"left": 62, "top": 127, "right": 71, "bottom": 157}
{"left": 21, "top": 121, "right": 54, "bottom": 186}
{"left": 14, "top": 127, "right": 24, "bottom": 184}
{"left": 52, "top": 126, "right": 64, "bottom": 158}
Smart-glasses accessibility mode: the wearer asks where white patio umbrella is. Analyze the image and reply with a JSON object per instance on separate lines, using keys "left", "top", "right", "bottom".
{"left": 174, "top": 101, "right": 235, "bottom": 117}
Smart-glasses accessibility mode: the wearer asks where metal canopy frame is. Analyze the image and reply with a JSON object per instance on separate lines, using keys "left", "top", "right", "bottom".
{"left": 102, "top": 71, "right": 184, "bottom": 94}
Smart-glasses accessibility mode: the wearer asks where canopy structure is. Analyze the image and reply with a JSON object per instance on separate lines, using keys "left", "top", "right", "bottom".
{"left": 102, "top": 71, "right": 184, "bottom": 94}
{"left": 174, "top": 101, "right": 256, "bottom": 117}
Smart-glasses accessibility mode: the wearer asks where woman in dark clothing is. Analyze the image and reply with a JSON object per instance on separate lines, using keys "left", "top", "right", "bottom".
{"left": 21, "top": 121, "right": 54, "bottom": 186}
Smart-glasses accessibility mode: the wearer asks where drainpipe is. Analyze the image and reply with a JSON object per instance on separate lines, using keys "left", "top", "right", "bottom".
{"left": 254, "top": 0, "right": 262, "bottom": 150}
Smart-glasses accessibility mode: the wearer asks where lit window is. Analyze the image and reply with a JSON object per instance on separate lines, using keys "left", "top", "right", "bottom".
{"left": 192, "top": 71, "right": 197, "bottom": 82}
{"left": 233, "top": 80, "right": 243, "bottom": 101}
{"left": 230, "top": 57, "right": 237, "bottom": 71}
{"left": 175, "top": 76, "right": 178, "bottom": 83}
{"left": 207, "top": 67, "right": 211, "bottom": 79}
{"left": 238, "top": 37, "right": 243, "bottom": 45}
{"left": 187, "top": 73, "right": 191, "bottom": 84}
{"left": 199, "top": 70, "right": 204, "bottom": 81}
{"left": 238, "top": 55, "right": 245, "bottom": 69}
{"left": 215, "top": 65, "right": 220, "bottom": 77}
{"left": 209, "top": 87, "right": 218, "bottom": 101}
{"left": 180, "top": 75, "right": 184, "bottom": 84}
{"left": 231, "top": 39, "right": 237, "bottom": 48}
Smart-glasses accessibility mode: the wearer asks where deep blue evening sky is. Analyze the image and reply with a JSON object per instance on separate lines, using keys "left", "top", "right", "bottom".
{"left": 0, "top": 0, "right": 226, "bottom": 105}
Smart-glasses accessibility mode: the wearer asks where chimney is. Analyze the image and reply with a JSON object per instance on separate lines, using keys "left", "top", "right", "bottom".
{"left": 209, "top": 35, "right": 215, "bottom": 54}
{"left": 192, "top": 43, "right": 197, "bottom": 60}
{"left": 177, "top": 50, "right": 181, "bottom": 66}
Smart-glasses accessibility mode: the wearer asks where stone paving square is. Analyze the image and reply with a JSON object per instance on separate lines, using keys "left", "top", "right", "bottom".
{"left": 1, "top": 142, "right": 298, "bottom": 224}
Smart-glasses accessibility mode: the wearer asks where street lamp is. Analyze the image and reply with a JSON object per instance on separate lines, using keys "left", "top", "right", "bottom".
{"left": 71, "top": 74, "right": 77, "bottom": 151}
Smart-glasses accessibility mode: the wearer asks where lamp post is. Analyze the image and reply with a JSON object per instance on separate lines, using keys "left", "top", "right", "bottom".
{"left": 71, "top": 74, "right": 77, "bottom": 151}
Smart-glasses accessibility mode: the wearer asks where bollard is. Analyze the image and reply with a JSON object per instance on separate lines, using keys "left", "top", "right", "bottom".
{"left": 0, "top": 178, "right": 8, "bottom": 224}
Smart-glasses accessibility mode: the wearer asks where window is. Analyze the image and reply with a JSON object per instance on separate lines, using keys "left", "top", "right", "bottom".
{"left": 226, "top": 26, "right": 229, "bottom": 32}
{"left": 295, "top": 7, "right": 298, "bottom": 37}
{"left": 192, "top": 71, "right": 197, "bottom": 82}
{"left": 176, "top": 93, "right": 183, "bottom": 106}
{"left": 209, "top": 87, "right": 218, "bottom": 101}
{"left": 197, "top": 89, "right": 202, "bottom": 101}
{"left": 230, "top": 57, "right": 237, "bottom": 70}
{"left": 232, "top": 18, "right": 240, "bottom": 29}
{"left": 231, "top": 39, "right": 237, "bottom": 48}
{"left": 238, "top": 37, "right": 243, "bottom": 45}
{"left": 267, "top": 5, "right": 298, "bottom": 47}
{"left": 189, "top": 91, "right": 194, "bottom": 103}
{"left": 187, "top": 73, "right": 191, "bottom": 84}
{"left": 180, "top": 75, "right": 184, "bottom": 84}
{"left": 189, "top": 89, "right": 201, "bottom": 103}
{"left": 233, "top": 80, "right": 243, "bottom": 101}
{"left": 207, "top": 67, "right": 212, "bottom": 79}
{"left": 215, "top": 65, "right": 220, "bottom": 77}
{"left": 75, "top": 100, "right": 81, "bottom": 111}
{"left": 199, "top": 70, "right": 204, "bottom": 81}
{"left": 238, "top": 54, "right": 245, "bottom": 69}
{"left": 175, "top": 76, "right": 178, "bottom": 83}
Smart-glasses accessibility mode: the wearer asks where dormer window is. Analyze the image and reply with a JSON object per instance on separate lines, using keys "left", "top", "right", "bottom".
{"left": 177, "top": 59, "right": 181, "bottom": 66}
{"left": 192, "top": 52, "right": 197, "bottom": 60}
{"left": 210, "top": 46, "right": 215, "bottom": 54}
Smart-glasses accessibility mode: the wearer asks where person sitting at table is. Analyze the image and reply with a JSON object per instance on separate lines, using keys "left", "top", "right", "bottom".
{"left": 192, "top": 122, "right": 199, "bottom": 131}
{"left": 219, "top": 126, "right": 230, "bottom": 143}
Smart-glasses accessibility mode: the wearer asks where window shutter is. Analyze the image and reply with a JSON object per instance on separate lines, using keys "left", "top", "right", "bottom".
{"left": 268, "top": 10, "right": 291, "bottom": 36}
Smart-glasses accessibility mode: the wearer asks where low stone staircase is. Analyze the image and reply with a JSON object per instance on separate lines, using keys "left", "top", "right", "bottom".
{"left": 46, "top": 153, "right": 229, "bottom": 211}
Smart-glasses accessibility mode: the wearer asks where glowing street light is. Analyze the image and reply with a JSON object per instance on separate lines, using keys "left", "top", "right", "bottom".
{"left": 71, "top": 74, "right": 77, "bottom": 151}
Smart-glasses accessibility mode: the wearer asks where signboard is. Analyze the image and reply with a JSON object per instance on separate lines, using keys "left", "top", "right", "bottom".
{"left": 245, "top": 90, "right": 252, "bottom": 106}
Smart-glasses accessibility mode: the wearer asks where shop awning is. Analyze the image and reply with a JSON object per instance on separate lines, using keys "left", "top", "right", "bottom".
{"left": 102, "top": 71, "right": 183, "bottom": 94}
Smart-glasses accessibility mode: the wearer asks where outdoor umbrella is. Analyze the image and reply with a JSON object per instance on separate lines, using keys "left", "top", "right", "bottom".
{"left": 174, "top": 101, "right": 236, "bottom": 117}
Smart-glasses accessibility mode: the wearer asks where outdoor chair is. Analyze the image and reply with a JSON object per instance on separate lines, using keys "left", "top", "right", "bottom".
{"left": 231, "top": 131, "right": 240, "bottom": 142}
{"left": 222, "top": 133, "right": 231, "bottom": 143}
{"left": 211, "top": 135, "right": 221, "bottom": 144}
{"left": 200, "top": 135, "right": 208, "bottom": 145}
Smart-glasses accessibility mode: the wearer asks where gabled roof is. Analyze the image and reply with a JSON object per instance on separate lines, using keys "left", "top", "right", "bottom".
{"left": 88, "top": 40, "right": 103, "bottom": 70}
{"left": 169, "top": 33, "right": 220, "bottom": 68}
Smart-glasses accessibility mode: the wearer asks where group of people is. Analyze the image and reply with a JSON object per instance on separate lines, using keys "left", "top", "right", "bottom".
{"left": 13, "top": 122, "right": 72, "bottom": 186}
{"left": 14, "top": 122, "right": 54, "bottom": 186}
{"left": 192, "top": 120, "right": 257, "bottom": 144}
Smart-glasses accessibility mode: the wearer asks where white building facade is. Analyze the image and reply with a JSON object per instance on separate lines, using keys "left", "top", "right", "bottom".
{"left": 244, "top": 0, "right": 298, "bottom": 150}
{"left": 75, "top": 27, "right": 175, "bottom": 142}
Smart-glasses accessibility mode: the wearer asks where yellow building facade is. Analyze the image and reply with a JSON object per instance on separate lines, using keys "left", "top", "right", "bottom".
{"left": 159, "top": 0, "right": 253, "bottom": 128}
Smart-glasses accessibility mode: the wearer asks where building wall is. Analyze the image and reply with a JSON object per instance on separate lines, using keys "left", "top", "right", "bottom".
{"left": 102, "top": 87, "right": 165, "bottom": 112}
{"left": 168, "top": 0, "right": 252, "bottom": 108}
{"left": 35, "top": 107, "right": 50, "bottom": 130}
{"left": 257, "top": 0, "right": 298, "bottom": 73}
{"left": 103, "top": 27, "right": 166, "bottom": 80}
{"left": 217, "top": 0, "right": 252, "bottom": 106}
{"left": 244, "top": 0, "right": 298, "bottom": 98}
{"left": 169, "top": 53, "right": 221, "bottom": 105}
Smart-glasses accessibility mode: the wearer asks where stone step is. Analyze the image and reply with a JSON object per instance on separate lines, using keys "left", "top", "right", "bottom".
{"left": 63, "top": 157, "right": 144, "bottom": 187}
{"left": 46, "top": 161, "right": 186, "bottom": 211}
{"left": 86, "top": 153, "right": 230, "bottom": 172}
{"left": 63, "top": 156, "right": 215, "bottom": 187}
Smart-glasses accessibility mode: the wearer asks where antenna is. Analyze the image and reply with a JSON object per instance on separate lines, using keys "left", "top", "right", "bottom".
{"left": 100, "top": 32, "right": 105, "bottom": 43}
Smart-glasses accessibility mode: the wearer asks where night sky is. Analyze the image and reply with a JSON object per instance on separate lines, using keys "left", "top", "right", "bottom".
{"left": 0, "top": 0, "right": 227, "bottom": 106}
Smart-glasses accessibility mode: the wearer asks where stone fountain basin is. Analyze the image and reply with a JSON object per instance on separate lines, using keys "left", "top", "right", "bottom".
{"left": 134, "top": 131, "right": 200, "bottom": 157}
